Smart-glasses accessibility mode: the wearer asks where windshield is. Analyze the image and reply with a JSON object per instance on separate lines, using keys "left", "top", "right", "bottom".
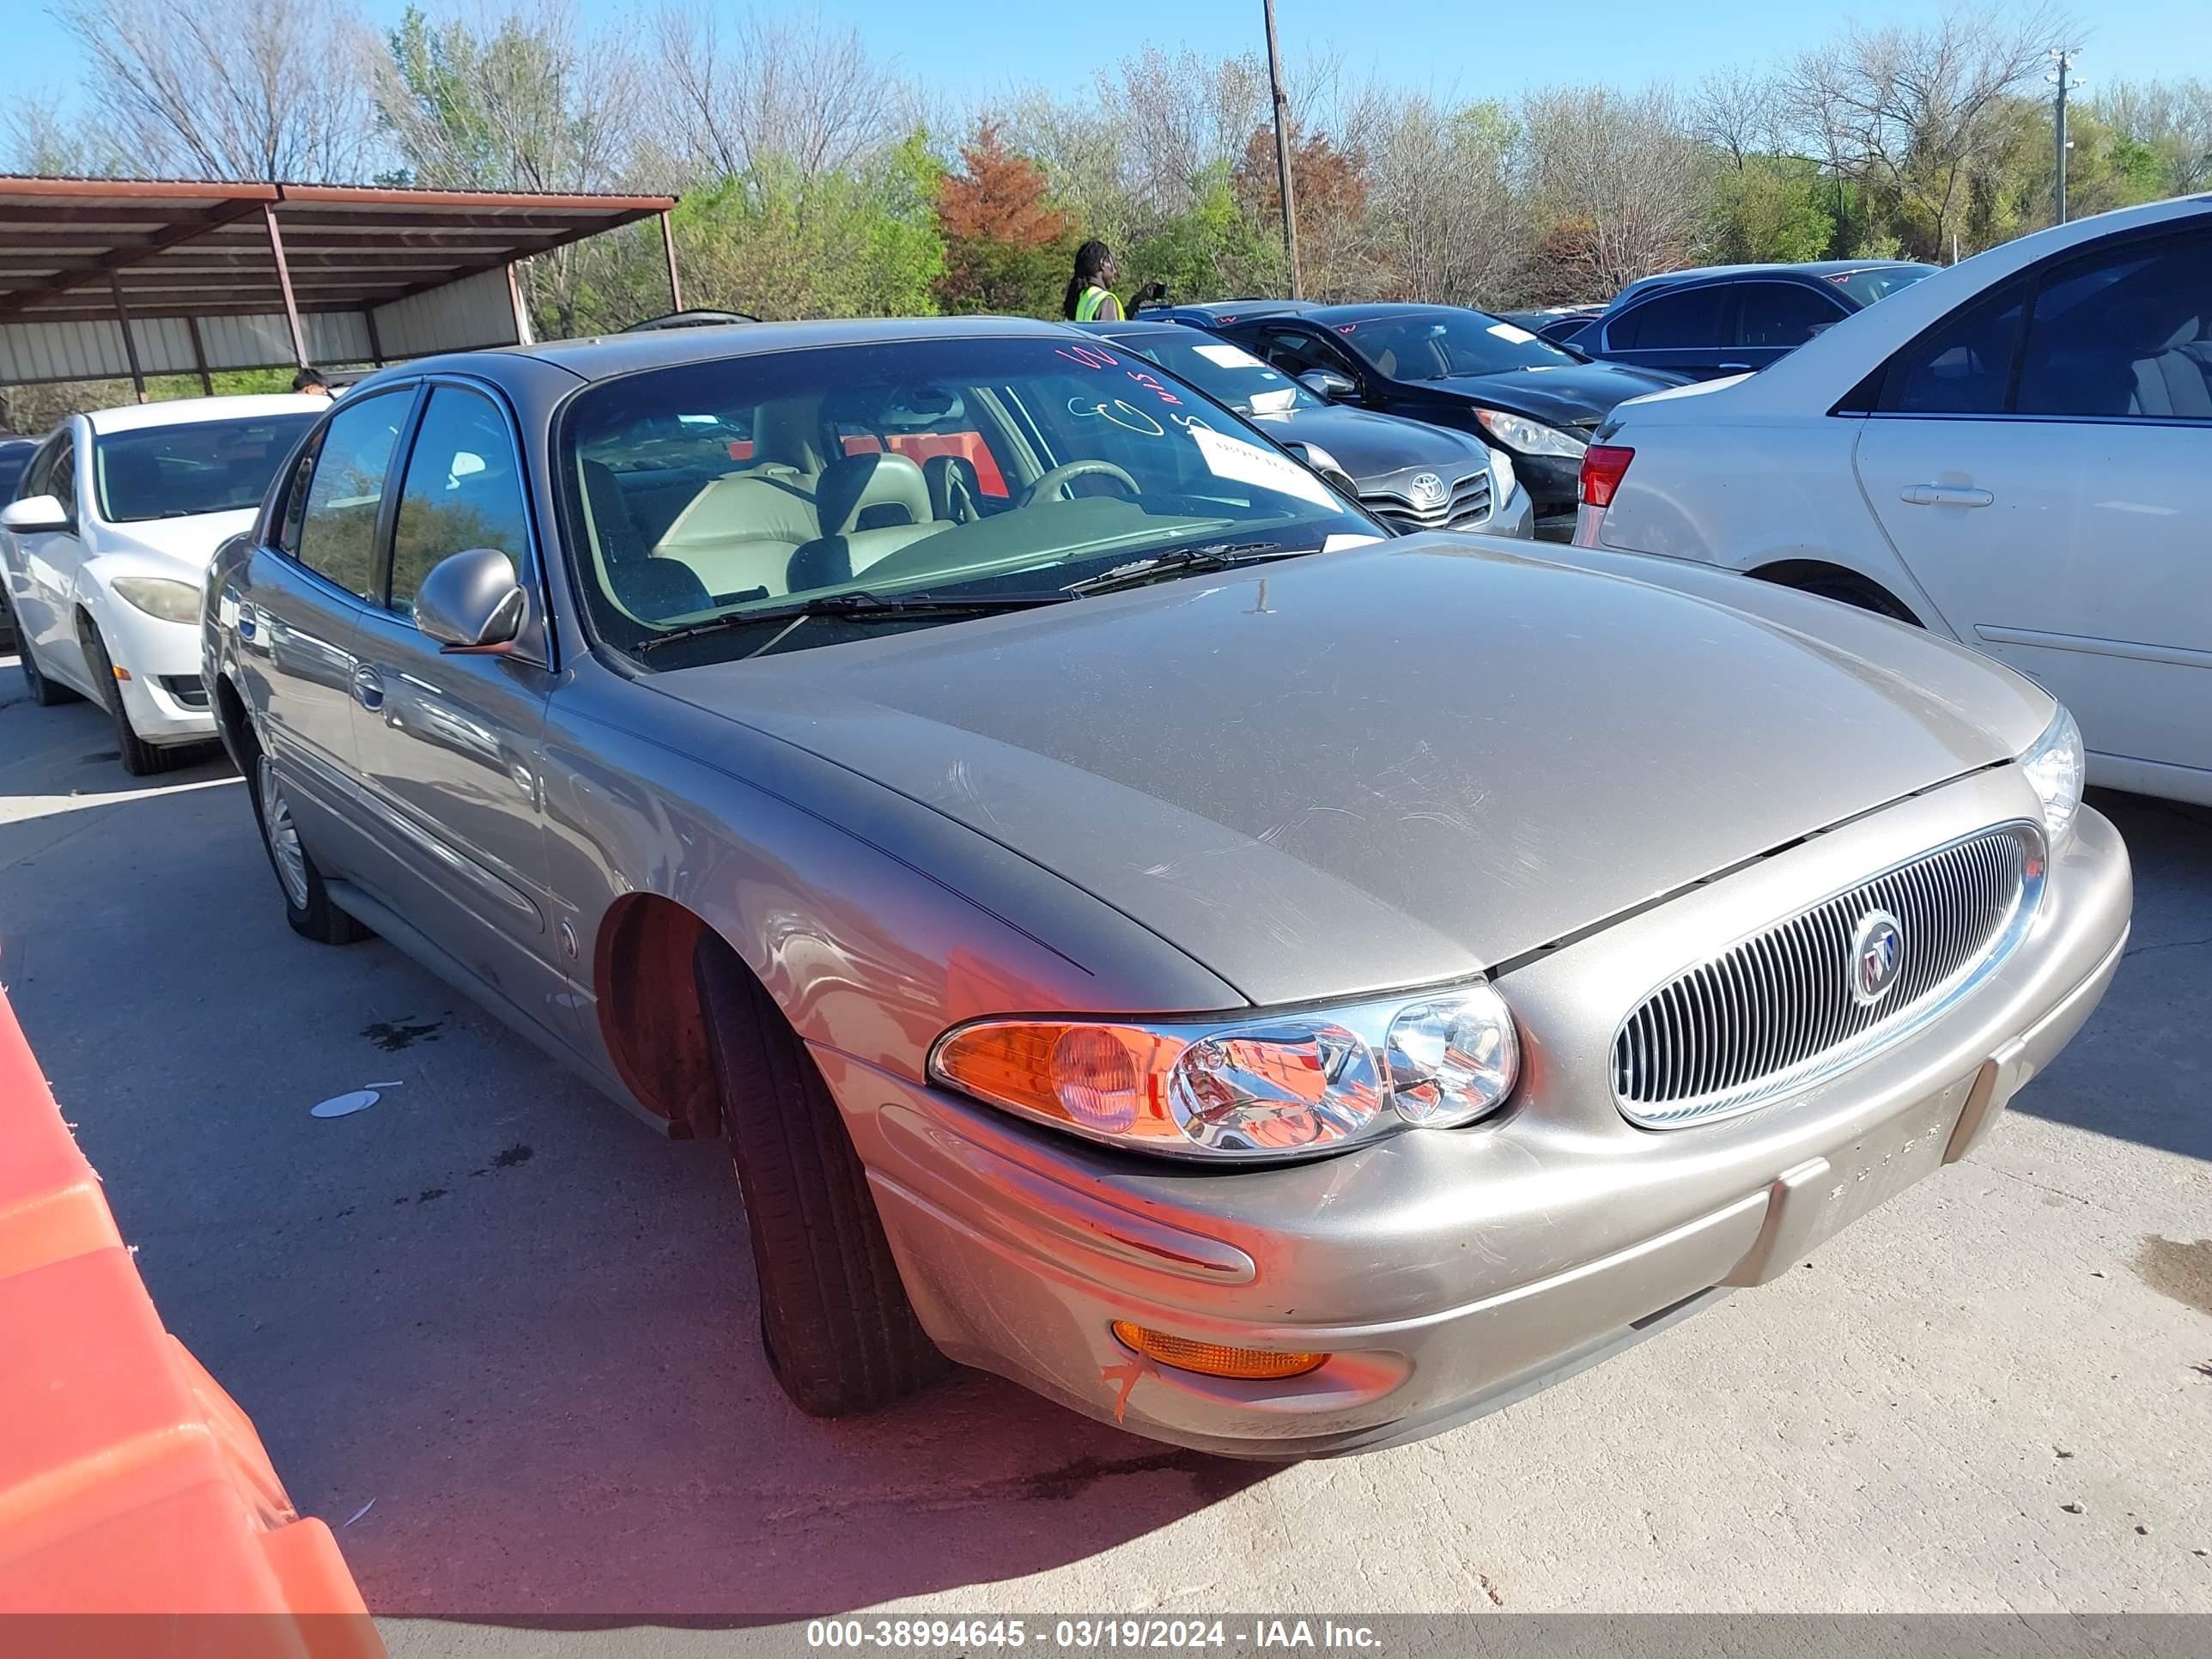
{"left": 94, "top": 415, "right": 316, "bottom": 524}
{"left": 1828, "top": 264, "right": 1939, "bottom": 307}
{"left": 1333, "top": 312, "right": 1583, "bottom": 381}
{"left": 561, "top": 336, "right": 1382, "bottom": 664}
{"left": 1097, "top": 331, "right": 1321, "bottom": 416}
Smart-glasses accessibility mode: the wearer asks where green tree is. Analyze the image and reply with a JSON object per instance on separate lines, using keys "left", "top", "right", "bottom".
{"left": 1711, "top": 155, "right": 1836, "bottom": 264}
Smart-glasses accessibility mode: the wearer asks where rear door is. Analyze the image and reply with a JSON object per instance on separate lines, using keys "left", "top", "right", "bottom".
{"left": 1853, "top": 222, "right": 2212, "bottom": 786}
{"left": 1596, "top": 283, "right": 1739, "bottom": 380}
{"left": 344, "top": 380, "right": 565, "bottom": 1020}
{"left": 242, "top": 384, "right": 417, "bottom": 867}
{"left": 1733, "top": 280, "right": 1853, "bottom": 374}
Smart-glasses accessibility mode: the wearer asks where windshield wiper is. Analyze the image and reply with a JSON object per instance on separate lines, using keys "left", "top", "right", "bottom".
{"left": 1063, "top": 540, "right": 1315, "bottom": 597}
{"left": 635, "top": 588, "right": 1073, "bottom": 657}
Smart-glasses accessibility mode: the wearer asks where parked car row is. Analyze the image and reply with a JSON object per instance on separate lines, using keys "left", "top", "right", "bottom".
{"left": 0, "top": 209, "right": 2165, "bottom": 1458}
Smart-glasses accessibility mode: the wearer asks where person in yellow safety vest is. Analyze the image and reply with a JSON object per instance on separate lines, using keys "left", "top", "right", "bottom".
{"left": 1064, "top": 240, "right": 1125, "bottom": 322}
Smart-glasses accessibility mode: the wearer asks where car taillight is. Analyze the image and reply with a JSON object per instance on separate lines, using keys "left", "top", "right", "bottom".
{"left": 1580, "top": 445, "right": 1634, "bottom": 509}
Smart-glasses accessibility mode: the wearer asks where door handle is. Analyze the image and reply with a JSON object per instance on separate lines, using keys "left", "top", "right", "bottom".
{"left": 1900, "top": 483, "right": 1994, "bottom": 507}
{"left": 351, "top": 665, "right": 385, "bottom": 711}
{"left": 1718, "top": 362, "right": 1752, "bottom": 373}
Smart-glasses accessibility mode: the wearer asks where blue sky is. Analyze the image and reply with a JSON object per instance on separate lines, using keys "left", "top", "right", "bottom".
{"left": 17, "top": 0, "right": 2211, "bottom": 130}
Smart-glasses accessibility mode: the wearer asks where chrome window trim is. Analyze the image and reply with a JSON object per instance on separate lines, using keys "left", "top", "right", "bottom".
{"left": 1609, "top": 819, "right": 2047, "bottom": 1128}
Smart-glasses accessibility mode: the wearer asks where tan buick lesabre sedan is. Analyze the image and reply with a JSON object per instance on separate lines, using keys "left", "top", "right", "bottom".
{"left": 203, "top": 319, "right": 2131, "bottom": 1455}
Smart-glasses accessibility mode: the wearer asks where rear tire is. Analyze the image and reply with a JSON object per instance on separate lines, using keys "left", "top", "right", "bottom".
{"left": 78, "top": 623, "right": 172, "bottom": 775}
{"left": 693, "top": 935, "right": 949, "bottom": 1417}
{"left": 250, "top": 745, "right": 369, "bottom": 945}
{"left": 18, "top": 635, "right": 77, "bottom": 707}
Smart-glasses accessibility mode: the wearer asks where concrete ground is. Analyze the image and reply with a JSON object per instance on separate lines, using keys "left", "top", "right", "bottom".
{"left": 1, "top": 660, "right": 2207, "bottom": 1633}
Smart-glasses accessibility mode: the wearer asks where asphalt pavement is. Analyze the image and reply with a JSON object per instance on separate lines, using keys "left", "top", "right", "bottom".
{"left": 1, "top": 659, "right": 2206, "bottom": 1644}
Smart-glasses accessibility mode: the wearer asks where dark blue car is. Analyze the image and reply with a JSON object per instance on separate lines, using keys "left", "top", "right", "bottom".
{"left": 1567, "top": 261, "right": 1939, "bottom": 381}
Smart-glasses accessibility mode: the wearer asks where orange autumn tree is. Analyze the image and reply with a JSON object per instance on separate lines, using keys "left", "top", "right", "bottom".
{"left": 934, "top": 121, "right": 1073, "bottom": 316}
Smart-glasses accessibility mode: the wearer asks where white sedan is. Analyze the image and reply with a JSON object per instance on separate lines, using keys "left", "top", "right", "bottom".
{"left": 1575, "top": 194, "right": 2212, "bottom": 807}
{"left": 3, "top": 395, "right": 322, "bottom": 774}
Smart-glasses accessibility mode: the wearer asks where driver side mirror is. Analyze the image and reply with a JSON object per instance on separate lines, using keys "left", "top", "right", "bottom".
{"left": 415, "top": 547, "right": 526, "bottom": 653}
{"left": 1, "top": 495, "right": 70, "bottom": 535}
{"left": 1298, "top": 368, "right": 1358, "bottom": 403}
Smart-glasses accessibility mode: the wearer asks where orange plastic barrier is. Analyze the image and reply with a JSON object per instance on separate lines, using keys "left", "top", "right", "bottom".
{"left": 0, "top": 988, "right": 382, "bottom": 1656}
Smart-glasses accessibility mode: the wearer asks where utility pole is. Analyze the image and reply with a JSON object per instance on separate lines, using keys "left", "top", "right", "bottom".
{"left": 1262, "top": 0, "right": 1304, "bottom": 299}
{"left": 2047, "top": 49, "right": 2080, "bottom": 226}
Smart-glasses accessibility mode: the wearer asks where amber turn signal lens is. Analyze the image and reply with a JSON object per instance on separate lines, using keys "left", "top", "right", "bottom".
{"left": 1110, "top": 1320, "right": 1328, "bottom": 1380}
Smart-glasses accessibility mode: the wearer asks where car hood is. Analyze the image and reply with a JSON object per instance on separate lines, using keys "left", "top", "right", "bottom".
{"left": 1243, "top": 404, "right": 1486, "bottom": 484}
{"left": 1417, "top": 362, "right": 1688, "bottom": 424}
{"left": 653, "top": 538, "right": 2047, "bottom": 1007}
{"left": 96, "top": 507, "right": 260, "bottom": 575}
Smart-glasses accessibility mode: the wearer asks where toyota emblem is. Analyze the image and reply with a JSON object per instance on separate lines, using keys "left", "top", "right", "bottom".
{"left": 1408, "top": 472, "right": 1446, "bottom": 508}
{"left": 1850, "top": 910, "right": 1905, "bottom": 1006}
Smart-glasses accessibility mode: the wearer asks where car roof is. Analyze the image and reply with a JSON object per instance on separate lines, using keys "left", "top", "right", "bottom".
{"left": 82, "top": 393, "right": 331, "bottom": 434}
{"left": 1080, "top": 320, "right": 1189, "bottom": 340}
{"left": 1154, "top": 300, "right": 1316, "bottom": 323}
{"left": 360, "top": 314, "right": 1105, "bottom": 393}
{"left": 1607, "top": 261, "right": 1934, "bottom": 305}
{"left": 1299, "top": 301, "right": 1504, "bottom": 325}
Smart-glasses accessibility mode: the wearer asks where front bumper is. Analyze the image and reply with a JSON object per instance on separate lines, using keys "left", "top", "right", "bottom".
{"left": 100, "top": 606, "right": 216, "bottom": 744}
{"left": 824, "top": 770, "right": 2130, "bottom": 1456}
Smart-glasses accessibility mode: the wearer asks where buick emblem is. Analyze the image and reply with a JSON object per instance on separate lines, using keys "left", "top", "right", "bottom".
{"left": 1850, "top": 910, "right": 1905, "bottom": 1006}
{"left": 1408, "top": 472, "right": 1446, "bottom": 509}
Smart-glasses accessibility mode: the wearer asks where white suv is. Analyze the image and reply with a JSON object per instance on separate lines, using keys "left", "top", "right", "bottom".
{"left": 1576, "top": 195, "right": 2212, "bottom": 808}
{"left": 3, "top": 395, "right": 322, "bottom": 774}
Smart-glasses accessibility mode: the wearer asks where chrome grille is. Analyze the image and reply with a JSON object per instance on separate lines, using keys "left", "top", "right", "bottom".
{"left": 1611, "top": 824, "right": 2040, "bottom": 1127}
{"left": 1361, "top": 471, "right": 1492, "bottom": 532}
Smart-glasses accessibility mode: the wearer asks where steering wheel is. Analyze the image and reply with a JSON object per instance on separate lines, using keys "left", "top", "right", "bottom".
{"left": 1015, "top": 459, "right": 1139, "bottom": 508}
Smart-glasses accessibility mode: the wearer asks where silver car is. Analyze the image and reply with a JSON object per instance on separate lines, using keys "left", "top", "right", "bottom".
{"left": 204, "top": 319, "right": 2132, "bottom": 1456}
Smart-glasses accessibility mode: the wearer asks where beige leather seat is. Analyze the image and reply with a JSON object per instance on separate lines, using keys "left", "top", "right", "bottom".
{"left": 650, "top": 466, "right": 821, "bottom": 599}
{"left": 785, "top": 453, "right": 947, "bottom": 592}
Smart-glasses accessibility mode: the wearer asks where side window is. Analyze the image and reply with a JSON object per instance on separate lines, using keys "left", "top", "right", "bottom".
{"left": 1258, "top": 329, "right": 1339, "bottom": 378}
{"left": 18, "top": 434, "right": 60, "bottom": 503}
{"left": 1737, "top": 283, "right": 1848, "bottom": 349}
{"left": 1608, "top": 287, "right": 1729, "bottom": 351}
{"left": 49, "top": 440, "right": 78, "bottom": 520}
{"left": 1876, "top": 280, "right": 2027, "bottom": 416}
{"left": 388, "top": 386, "right": 532, "bottom": 614}
{"left": 2014, "top": 228, "right": 2212, "bottom": 420}
{"left": 273, "top": 430, "right": 324, "bottom": 556}
{"left": 292, "top": 389, "right": 410, "bottom": 599}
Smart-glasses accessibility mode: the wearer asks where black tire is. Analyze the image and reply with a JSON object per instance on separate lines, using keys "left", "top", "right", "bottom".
{"left": 693, "top": 935, "right": 948, "bottom": 1417}
{"left": 1784, "top": 573, "right": 1920, "bottom": 625}
{"left": 18, "top": 634, "right": 78, "bottom": 707}
{"left": 77, "top": 623, "right": 173, "bottom": 775}
{"left": 246, "top": 739, "right": 369, "bottom": 945}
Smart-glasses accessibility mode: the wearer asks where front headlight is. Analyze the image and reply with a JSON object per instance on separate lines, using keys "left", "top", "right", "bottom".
{"left": 2019, "top": 704, "right": 2085, "bottom": 850}
{"left": 1485, "top": 445, "right": 1516, "bottom": 504}
{"left": 112, "top": 577, "right": 202, "bottom": 624}
{"left": 930, "top": 983, "right": 1519, "bottom": 1162}
{"left": 1474, "top": 408, "right": 1588, "bottom": 459}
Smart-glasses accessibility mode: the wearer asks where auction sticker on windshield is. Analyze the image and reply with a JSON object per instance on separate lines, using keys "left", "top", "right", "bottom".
{"left": 1194, "top": 342, "right": 1267, "bottom": 368}
{"left": 1190, "top": 427, "right": 1334, "bottom": 507}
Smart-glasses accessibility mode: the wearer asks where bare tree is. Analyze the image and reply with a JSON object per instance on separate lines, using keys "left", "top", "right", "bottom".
{"left": 3, "top": 83, "right": 131, "bottom": 176}
{"left": 1779, "top": 3, "right": 2074, "bottom": 258}
{"left": 1361, "top": 90, "right": 1527, "bottom": 306}
{"left": 1522, "top": 85, "right": 1714, "bottom": 296}
{"left": 650, "top": 6, "right": 899, "bottom": 186}
{"left": 54, "top": 0, "right": 377, "bottom": 180}
{"left": 1696, "top": 64, "right": 1787, "bottom": 169}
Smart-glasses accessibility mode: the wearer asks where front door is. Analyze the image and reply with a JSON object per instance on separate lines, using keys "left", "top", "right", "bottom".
{"left": 241, "top": 386, "right": 418, "bottom": 869}
{"left": 344, "top": 381, "right": 564, "bottom": 1023}
{"left": 1853, "top": 223, "right": 2212, "bottom": 787}
{"left": 11, "top": 428, "right": 94, "bottom": 694}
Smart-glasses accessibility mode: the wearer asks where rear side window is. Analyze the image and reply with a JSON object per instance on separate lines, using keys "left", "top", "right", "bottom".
{"left": 290, "top": 389, "right": 411, "bottom": 599}
{"left": 1876, "top": 280, "right": 2027, "bottom": 416}
{"left": 1257, "top": 328, "right": 1342, "bottom": 378}
{"left": 1737, "top": 283, "right": 1847, "bottom": 349}
{"left": 387, "top": 386, "right": 532, "bottom": 615}
{"left": 2014, "top": 228, "right": 2212, "bottom": 419}
{"left": 1607, "top": 287, "right": 1729, "bottom": 351}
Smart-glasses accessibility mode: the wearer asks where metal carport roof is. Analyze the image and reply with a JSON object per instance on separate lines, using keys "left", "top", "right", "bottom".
{"left": 0, "top": 177, "right": 679, "bottom": 391}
